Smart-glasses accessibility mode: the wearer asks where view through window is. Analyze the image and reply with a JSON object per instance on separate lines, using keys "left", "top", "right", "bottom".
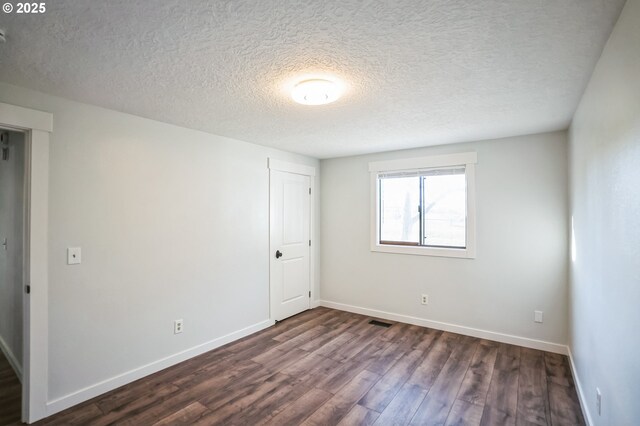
{"left": 379, "top": 167, "right": 466, "bottom": 248}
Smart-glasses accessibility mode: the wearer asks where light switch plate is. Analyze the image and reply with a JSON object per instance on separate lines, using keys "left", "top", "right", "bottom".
{"left": 534, "top": 310, "right": 543, "bottom": 323}
{"left": 67, "top": 247, "right": 82, "bottom": 265}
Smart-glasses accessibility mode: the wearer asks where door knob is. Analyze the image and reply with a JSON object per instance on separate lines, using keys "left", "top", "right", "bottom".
{"left": 275, "top": 250, "right": 283, "bottom": 259}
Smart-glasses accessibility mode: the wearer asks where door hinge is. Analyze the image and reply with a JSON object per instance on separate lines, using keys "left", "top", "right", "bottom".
{"left": 309, "top": 187, "right": 311, "bottom": 195}
{"left": 25, "top": 285, "right": 31, "bottom": 294}
{"left": 309, "top": 240, "right": 311, "bottom": 246}
{"left": 309, "top": 291, "right": 311, "bottom": 298}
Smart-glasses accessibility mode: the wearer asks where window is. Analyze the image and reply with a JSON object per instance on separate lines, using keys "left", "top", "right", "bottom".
{"left": 379, "top": 167, "right": 466, "bottom": 247}
{"left": 370, "top": 152, "right": 476, "bottom": 258}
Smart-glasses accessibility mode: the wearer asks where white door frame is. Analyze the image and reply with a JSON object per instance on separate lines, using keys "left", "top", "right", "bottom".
{"left": 0, "top": 102, "right": 51, "bottom": 423}
{"left": 268, "top": 158, "right": 316, "bottom": 321}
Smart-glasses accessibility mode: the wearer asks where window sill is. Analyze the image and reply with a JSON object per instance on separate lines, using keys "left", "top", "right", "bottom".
{"left": 371, "top": 243, "right": 475, "bottom": 259}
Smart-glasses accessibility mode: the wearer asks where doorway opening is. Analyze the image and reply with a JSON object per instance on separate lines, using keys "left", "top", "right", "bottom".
{"left": 0, "top": 102, "right": 51, "bottom": 423}
{"left": 0, "top": 128, "right": 26, "bottom": 424}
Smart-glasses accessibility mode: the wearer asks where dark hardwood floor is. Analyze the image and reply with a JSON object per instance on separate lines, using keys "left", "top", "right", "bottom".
{"left": 35, "top": 307, "right": 585, "bottom": 425}
{"left": 0, "top": 349, "right": 21, "bottom": 425}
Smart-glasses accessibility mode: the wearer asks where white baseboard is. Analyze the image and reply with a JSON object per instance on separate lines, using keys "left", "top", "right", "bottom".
{"left": 0, "top": 333, "right": 22, "bottom": 382}
{"left": 45, "top": 319, "right": 274, "bottom": 417}
{"left": 311, "top": 299, "right": 321, "bottom": 309}
{"left": 320, "top": 300, "right": 568, "bottom": 355}
{"left": 567, "top": 346, "right": 593, "bottom": 426}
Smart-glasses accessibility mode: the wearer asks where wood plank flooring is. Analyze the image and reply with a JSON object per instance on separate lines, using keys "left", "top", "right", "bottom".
{"left": 0, "top": 349, "right": 21, "bottom": 425}
{"left": 34, "top": 308, "right": 585, "bottom": 425}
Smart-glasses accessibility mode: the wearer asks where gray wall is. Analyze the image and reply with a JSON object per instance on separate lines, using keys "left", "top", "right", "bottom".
{"left": 568, "top": 0, "right": 640, "bottom": 424}
{"left": 0, "top": 129, "right": 24, "bottom": 376}
{"left": 0, "top": 82, "right": 320, "bottom": 402}
{"left": 321, "top": 131, "right": 569, "bottom": 345}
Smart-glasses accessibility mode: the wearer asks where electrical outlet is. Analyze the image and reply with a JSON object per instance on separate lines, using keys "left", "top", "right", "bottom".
{"left": 596, "top": 387, "right": 602, "bottom": 416}
{"left": 174, "top": 319, "right": 184, "bottom": 334}
{"left": 421, "top": 294, "right": 429, "bottom": 305}
{"left": 534, "top": 310, "right": 543, "bottom": 323}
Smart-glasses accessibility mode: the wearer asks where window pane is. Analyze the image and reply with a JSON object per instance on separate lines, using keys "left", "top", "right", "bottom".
{"left": 422, "top": 173, "right": 466, "bottom": 247}
{"left": 380, "top": 176, "right": 420, "bottom": 244}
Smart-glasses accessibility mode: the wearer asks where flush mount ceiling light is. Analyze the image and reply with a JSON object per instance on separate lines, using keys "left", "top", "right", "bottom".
{"left": 292, "top": 79, "right": 342, "bottom": 106}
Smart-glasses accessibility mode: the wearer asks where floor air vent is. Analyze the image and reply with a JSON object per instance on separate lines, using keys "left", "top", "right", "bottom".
{"left": 369, "top": 319, "right": 392, "bottom": 328}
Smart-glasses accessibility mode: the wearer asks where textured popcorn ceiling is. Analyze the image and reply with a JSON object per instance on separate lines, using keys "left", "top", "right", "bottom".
{"left": 0, "top": 0, "right": 625, "bottom": 158}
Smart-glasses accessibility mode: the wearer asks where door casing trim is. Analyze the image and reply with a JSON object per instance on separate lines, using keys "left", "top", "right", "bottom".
{"left": 0, "top": 102, "right": 51, "bottom": 423}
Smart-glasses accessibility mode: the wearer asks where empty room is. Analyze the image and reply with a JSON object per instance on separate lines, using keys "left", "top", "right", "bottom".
{"left": 0, "top": 0, "right": 638, "bottom": 425}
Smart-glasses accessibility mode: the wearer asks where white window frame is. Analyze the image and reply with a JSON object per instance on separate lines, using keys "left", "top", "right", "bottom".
{"left": 369, "top": 152, "right": 477, "bottom": 259}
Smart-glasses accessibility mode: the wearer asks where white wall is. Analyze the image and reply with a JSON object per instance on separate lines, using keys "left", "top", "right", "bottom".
{"left": 568, "top": 0, "right": 640, "bottom": 423}
{"left": 321, "top": 132, "right": 568, "bottom": 347}
{"left": 0, "top": 129, "right": 24, "bottom": 376}
{"left": 0, "top": 82, "right": 320, "bottom": 406}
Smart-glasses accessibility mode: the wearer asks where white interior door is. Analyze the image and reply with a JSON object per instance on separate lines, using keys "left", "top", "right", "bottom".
{"left": 270, "top": 169, "right": 311, "bottom": 321}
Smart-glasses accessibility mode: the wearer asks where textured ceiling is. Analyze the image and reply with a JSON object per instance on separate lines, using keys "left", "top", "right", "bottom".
{"left": 0, "top": 0, "right": 625, "bottom": 158}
